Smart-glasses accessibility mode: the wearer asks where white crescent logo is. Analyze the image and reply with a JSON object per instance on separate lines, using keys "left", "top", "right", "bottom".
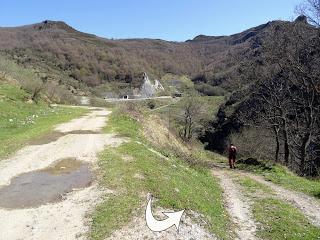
{"left": 145, "top": 196, "right": 185, "bottom": 232}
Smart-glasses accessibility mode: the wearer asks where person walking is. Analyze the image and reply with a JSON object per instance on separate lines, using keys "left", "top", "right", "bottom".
{"left": 228, "top": 144, "right": 237, "bottom": 169}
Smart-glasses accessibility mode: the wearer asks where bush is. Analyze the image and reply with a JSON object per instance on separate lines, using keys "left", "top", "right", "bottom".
{"left": 146, "top": 100, "right": 156, "bottom": 109}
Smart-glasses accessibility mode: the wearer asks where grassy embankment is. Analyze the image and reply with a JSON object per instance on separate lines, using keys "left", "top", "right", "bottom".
{"left": 90, "top": 108, "right": 233, "bottom": 240}
{"left": 236, "top": 176, "right": 320, "bottom": 240}
{"left": 153, "top": 95, "right": 224, "bottom": 114}
{"left": 0, "top": 84, "right": 88, "bottom": 158}
{"left": 236, "top": 162, "right": 320, "bottom": 199}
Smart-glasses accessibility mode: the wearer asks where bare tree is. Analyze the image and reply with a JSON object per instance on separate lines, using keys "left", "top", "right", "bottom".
{"left": 239, "top": 22, "right": 320, "bottom": 175}
{"left": 20, "top": 76, "right": 44, "bottom": 103}
{"left": 238, "top": 76, "right": 291, "bottom": 163}
{"left": 175, "top": 91, "right": 205, "bottom": 141}
{"left": 296, "top": 0, "right": 320, "bottom": 27}
{"left": 283, "top": 25, "right": 320, "bottom": 174}
{"left": 44, "top": 81, "right": 58, "bottom": 102}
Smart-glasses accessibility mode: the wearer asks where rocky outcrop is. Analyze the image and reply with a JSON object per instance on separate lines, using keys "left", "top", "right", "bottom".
{"left": 139, "top": 73, "right": 164, "bottom": 97}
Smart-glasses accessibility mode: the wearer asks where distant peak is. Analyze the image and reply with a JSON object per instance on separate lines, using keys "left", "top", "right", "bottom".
{"left": 33, "top": 20, "right": 77, "bottom": 32}
{"left": 194, "top": 34, "right": 209, "bottom": 40}
{"left": 42, "top": 20, "right": 66, "bottom": 25}
{"left": 188, "top": 34, "right": 225, "bottom": 42}
{"left": 295, "top": 15, "right": 308, "bottom": 24}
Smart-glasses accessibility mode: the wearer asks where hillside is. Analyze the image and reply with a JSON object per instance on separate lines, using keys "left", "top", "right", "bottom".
{"left": 201, "top": 17, "right": 320, "bottom": 177}
{"left": 0, "top": 20, "right": 200, "bottom": 95}
{"left": 1, "top": 1, "right": 320, "bottom": 239}
{"left": 0, "top": 18, "right": 309, "bottom": 97}
{"left": 0, "top": 83, "right": 88, "bottom": 158}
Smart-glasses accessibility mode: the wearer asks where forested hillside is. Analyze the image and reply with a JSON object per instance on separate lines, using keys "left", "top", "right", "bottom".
{"left": 0, "top": 9, "right": 319, "bottom": 177}
{"left": 202, "top": 16, "right": 320, "bottom": 176}
{"left": 0, "top": 18, "right": 314, "bottom": 96}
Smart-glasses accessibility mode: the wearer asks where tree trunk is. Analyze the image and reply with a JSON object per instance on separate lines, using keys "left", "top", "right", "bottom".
{"left": 183, "top": 116, "right": 188, "bottom": 140}
{"left": 299, "top": 133, "right": 311, "bottom": 176}
{"left": 275, "top": 135, "right": 280, "bottom": 162}
{"left": 284, "top": 139, "right": 289, "bottom": 164}
{"left": 187, "top": 118, "right": 192, "bottom": 141}
{"left": 282, "top": 121, "right": 290, "bottom": 164}
{"left": 273, "top": 126, "right": 280, "bottom": 162}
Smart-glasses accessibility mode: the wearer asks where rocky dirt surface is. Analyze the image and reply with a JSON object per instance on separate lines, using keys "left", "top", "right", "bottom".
{"left": 106, "top": 208, "right": 216, "bottom": 240}
{"left": 212, "top": 169, "right": 258, "bottom": 240}
{"left": 0, "top": 108, "right": 124, "bottom": 240}
{"left": 239, "top": 171, "right": 320, "bottom": 227}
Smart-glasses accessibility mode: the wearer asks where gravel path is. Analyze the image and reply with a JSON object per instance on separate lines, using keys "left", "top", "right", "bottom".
{"left": 0, "top": 108, "right": 124, "bottom": 240}
{"left": 106, "top": 208, "right": 216, "bottom": 240}
{"left": 240, "top": 171, "right": 320, "bottom": 227}
{"left": 212, "top": 169, "right": 258, "bottom": 240}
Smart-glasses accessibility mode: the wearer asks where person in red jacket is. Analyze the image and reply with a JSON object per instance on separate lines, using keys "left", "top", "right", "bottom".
{"left": 228, "top": 144, "right": 237, "bottom": 169}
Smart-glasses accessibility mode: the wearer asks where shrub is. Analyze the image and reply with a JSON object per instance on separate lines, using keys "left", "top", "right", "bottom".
{"left": 147, "top": 100, "right": 156, "bottom": 109}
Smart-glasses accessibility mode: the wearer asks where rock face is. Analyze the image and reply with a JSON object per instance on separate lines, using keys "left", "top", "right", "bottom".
{"left": 139, "top": 73, "right": 164, "bottom": 97}
{"left": 295, "top": 15, "right": 308, "bottom": 24}
{"left": 154, "top": 79, "right": 165, "bottom": 91}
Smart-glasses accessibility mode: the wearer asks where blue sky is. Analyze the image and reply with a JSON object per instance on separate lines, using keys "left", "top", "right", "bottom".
{"left": 1, "top": 0, "right": 302, "bottom": 41}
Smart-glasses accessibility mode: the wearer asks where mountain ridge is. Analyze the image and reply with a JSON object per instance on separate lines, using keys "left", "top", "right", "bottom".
{"left": 0, "top": 17, "right": 312, "bottom": 96}
{"left": 0, "top": 19, "right": 289, "bottom": 42}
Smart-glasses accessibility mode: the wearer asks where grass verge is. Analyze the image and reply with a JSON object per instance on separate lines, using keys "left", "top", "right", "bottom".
{"left": 90, "top": 110, "right": 232, "bottom": 240}
{"left": 237, "top": 162, "right": 320, "bottom": 199}
{"left": 0, "top": 84, "right": 88, "bottom": 158}
{"left": 237, "top": 176, "right": 320, "bottom": 240}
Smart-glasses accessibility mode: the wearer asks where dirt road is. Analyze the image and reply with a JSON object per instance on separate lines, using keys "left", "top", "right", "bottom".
{"left": 105, "top": 96, "right": 173, "bottom": 102}
{"left": 0, "top": 108, "right": 124, "bottom": 240}
{"left": 212, "top": 169, "right": 257, "bottom": 240}
{"left": 239, "top": 171, "right": 320, "bottom": 227}
{"left": 213, "top": 166, "right": 320, "bottom": 240}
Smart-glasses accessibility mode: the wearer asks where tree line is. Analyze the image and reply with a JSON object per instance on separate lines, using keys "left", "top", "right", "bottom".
{"left": 238, "top": 1, "right": 320, "bottom": 176}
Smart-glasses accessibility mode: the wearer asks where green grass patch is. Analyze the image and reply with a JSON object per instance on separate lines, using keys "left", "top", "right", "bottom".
{"left": 154, "top": 96, "right": 224, "bottom": 118}
{"left": 237, "top": 176, "right": 273, "bottom": 195}
{"left": 238, "top": 162, "right": 320, "bottom": 199}
{"left": 103, "top": 109, "right": 141, "bottom": 139}
{"left": 170, "top": 96, "right": 224, "bottom": 115}
{"left": 0, "top": 84, "right": 88, "bottom": 158}
{"left": 196, "top": 96, "right": 225, "bottom": 114}
{"left": 238, "top": 176, "right": 320, "bottom": 240}
{"left": 254, "top": 198, "right": 320, "bottom": 240}
{"left": 91, "top": 110, "right": 233, "bottom": 240}
{"left": 160, "top": 74, "right": 194, "bottom": 94}
{"left": 193, "top": 148, "right": 227, "bottom": 165}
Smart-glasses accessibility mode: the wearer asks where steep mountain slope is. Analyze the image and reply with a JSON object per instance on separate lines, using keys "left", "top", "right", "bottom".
{"left": 0, "top": 20, "right": 200, "bottom": 92}
{"left": 201, "top": 17, "right": 320, "bottom": 176}
{"left": 0, "top": 18, "right": 310, "bottom": 96}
